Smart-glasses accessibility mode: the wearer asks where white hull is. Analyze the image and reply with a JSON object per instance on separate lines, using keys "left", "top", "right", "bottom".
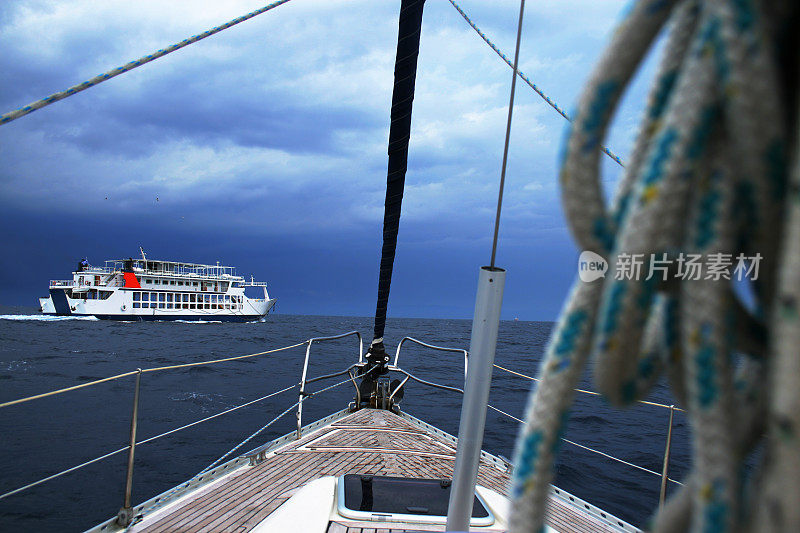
{"left": 40, "top": 256, "right": 276, "bottom": 322}
{"left": 40, "top": 290, "right": 275, "bottom": 321}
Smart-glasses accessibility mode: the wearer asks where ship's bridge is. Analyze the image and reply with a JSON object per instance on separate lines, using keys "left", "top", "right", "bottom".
{"left": 105, "top": 259, "right": 244, "bottom": 282}
{"left": 49, "top": 259, "right": 269, "bottom": 291}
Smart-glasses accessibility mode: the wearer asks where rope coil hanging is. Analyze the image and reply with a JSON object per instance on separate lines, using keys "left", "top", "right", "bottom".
{"left": 509, "top": 0, "right": 799, "bottom": 531}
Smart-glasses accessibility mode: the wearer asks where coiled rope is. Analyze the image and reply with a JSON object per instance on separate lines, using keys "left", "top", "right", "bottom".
{"left": 509, "top": 0, "right": 799, "bottom": 531}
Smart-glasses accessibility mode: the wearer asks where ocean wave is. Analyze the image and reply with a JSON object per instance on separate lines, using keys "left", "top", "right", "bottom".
{"left": 0, "top": 314, "right": 99, "bottom": 322}
{"left": 2, "top": 360, "right": 30, "bottom": 372}
{"left": 173, "top": 320, "right": 223, "bottom": 324}
{"left": 188, "top": 365, "right": 217, "bottom": 374}
{"left": 168, "top": 391, "right": 230, "bottom": 412}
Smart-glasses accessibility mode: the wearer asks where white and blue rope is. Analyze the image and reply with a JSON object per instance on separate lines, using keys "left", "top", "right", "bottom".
{"left": 510, "top": 0, "right": 797, "bottom": 531}
{"left": 0, "top": 0, "right": 294, "bottom": 126}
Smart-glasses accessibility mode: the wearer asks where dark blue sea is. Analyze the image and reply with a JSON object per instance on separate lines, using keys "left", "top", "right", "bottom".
{"left": 0, "top": 308, "right": 689, "bottom": 531}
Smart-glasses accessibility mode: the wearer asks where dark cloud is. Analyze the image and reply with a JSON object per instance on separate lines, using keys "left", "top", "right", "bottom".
{"left": 103, "top": 86, "right": 381, "bottom": 154}
{"left": 3, "top": 67, "right": 383, "bottom": 159}
{"left": 0, "top": 0, "right": 642, "bottom": 320}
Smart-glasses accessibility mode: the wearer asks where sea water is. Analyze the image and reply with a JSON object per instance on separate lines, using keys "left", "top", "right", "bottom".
{"left": 0, "top": 310, "right": 689, "bottom": 531}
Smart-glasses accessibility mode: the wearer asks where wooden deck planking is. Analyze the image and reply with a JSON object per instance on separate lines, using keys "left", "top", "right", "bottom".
{"left": 149, "top": 449, "right": 330, "bottom": 532}
{"left": 209, "top": 451, "right": 351, "bottom": 531}
{"left": 145, "top": 453, "right": 309, "bottom": 532}
{"left": 131, "top": 409, "right": 627, "bottom": 533}
{"left": 546, "top": 498, "right": 621, "bottom": 533}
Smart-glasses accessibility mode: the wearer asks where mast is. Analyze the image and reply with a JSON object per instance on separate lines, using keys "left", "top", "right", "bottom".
{"left": 139, "top": 246, "right": 148, "bottom": 271}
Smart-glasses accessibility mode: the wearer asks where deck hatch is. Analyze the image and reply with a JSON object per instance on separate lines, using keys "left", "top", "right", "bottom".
{"left": 337, "top": 474, "right": 493, "bottom": 526}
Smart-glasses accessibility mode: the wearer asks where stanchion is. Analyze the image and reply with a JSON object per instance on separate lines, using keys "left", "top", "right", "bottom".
{"left": 116, "top": 369, "right": 142, "bottom": 526}
{"left": 659, "top": 404, "right": 675, "bottom": 508}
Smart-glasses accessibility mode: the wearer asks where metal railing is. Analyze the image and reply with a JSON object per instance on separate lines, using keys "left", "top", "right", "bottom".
{"left": 491, "top": 363, "right": 682, "bottom": 506}
{"left": 0, "top": 331, "right": 682, "bottom": 523}
{"left": 296, "top": 330, "right": 363, "bottom": 438}
{"left": 0, "top": 332, "right": 361, "bottom": 527}
{"left": 391, "top": 339, "right": 683, "bottom": 507}
{"left": 0, "top": 383, "right": 301, "bottom": 501}
{"left": 393, "top": 336, "right": 468, "bottom": 382}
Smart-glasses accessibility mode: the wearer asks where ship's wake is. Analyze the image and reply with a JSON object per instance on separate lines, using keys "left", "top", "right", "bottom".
{"left": 0, "top": 314, "right": 99, "bottom": 321}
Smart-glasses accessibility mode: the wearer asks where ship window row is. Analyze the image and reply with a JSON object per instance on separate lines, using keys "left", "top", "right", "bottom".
{"left": 141, "top": 278, "right": 199, "bottom": 287}
{"left": 82, "top": 290, "right": 113, "bottom": 300}
{"left": 132, "top": 292, "right": 243, "bottom": 310}
{"left": 139, "top": 278, "right": 228, "bottom": 292}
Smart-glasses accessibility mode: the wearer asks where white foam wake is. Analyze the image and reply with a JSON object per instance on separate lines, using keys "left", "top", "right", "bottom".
{"left": 0, "top": 314, "right": 99, "bottom": 321}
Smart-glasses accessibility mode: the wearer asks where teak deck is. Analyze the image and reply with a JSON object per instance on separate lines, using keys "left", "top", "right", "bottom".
{"left": 116, "top": 409, "right": 637, "bottom": 533}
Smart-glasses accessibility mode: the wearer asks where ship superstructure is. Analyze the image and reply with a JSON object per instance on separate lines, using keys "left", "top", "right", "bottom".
{"left": 39, "top": 255, "right": 276, "bottom": 322}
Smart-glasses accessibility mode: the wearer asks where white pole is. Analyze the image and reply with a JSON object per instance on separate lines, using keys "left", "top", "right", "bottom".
{"left": 447, "top": 0, "right": 520, "bottom": 523}
{"left": 446, "top": 266, "right": 505, "bottom": 531}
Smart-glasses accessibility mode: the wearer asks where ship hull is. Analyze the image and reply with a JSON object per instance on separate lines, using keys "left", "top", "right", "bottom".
{"left": 40, "top": 289, "right": 276, "bottom": 322}
{"left": 89, "top": 313, "right": 268, "bottom": 322}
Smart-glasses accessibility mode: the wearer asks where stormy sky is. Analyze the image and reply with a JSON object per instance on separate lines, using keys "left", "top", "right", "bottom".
{"left": 0, "top": 0, "right": 660, "bottom": 320}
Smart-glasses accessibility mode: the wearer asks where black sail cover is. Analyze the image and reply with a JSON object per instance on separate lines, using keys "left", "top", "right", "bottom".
{"left": 371, "top": 0, "right": 426, "bottom": 353}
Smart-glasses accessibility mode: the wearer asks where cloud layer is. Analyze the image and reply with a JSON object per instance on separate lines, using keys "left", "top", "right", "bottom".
{"left": 0, "top": 0, "right": 659, "bottom": 320}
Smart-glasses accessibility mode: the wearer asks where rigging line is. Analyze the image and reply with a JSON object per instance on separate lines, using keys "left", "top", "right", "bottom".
{"left": 490, "top": 0, "right": 525, "bottom": 268}
{"left": 0, "top": 446, "right": 128, "bottom": 501}
{"left": 138, "top": 400, "right": 305, "bottom": 521}
{"left": 486, "top": 404, "right": 683, "bottom": 486}
{"left": 135, "top": 382, "right": 346, "bottom": 524}
{"left": 0, "top": 341, "right": 307, "bottom": 409}
{"left": 0, "top": 384, "right": 298, "bottom": 501}
{"left": 492, "top": 363, "right": 685, "bottom": 412}
{"left": 196, "top": 401, "right": 300, "bottom": 475}
{"left": 0, "top": 0, "right": 295, "bottom": 126}
{"left": 0, "top": 445, "right": 130, "bottom": 501}
{"left": 198, "top": 375, "right": 353, "bottom": 475}
{"left": 561, "top": 437, "right": 682, "bottom": 486}
{"left": 136, "top": 384, "right": 298, "bottom": 446}
{"left": 445, "top": 0, "right": 624, "bottom": 168}
{"left": 509, "top": 0, "right": 796, "bottom": 529}
{"left": 141, "top": 341, "right": 308, "bottom": 372}
{"left": 0, "top": 370, "right": 139, "bottom": 409}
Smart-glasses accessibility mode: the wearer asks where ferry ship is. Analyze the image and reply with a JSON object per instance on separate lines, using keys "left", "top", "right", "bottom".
{"left": 38, "top": 253, "right": 276, "bottom": 322}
